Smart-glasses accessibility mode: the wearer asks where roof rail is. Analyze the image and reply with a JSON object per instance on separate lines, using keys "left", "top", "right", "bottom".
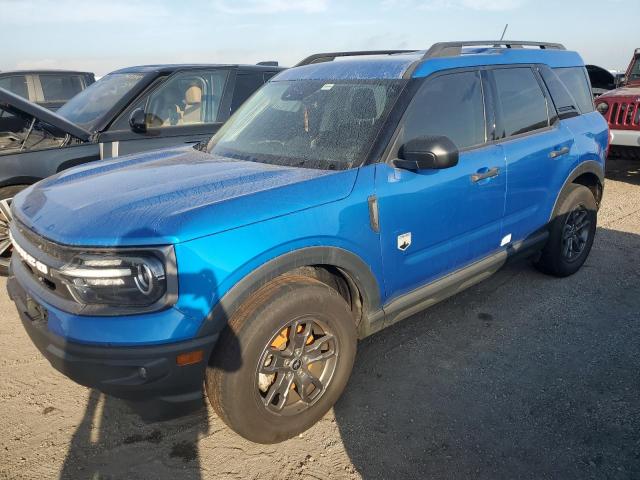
{"left": 424, "top": 40, "right": 566, "bottom": 58}
{"left": 257, "top": 61, "right": 279, "bottom": 66}
{"left": 295, "top": 50, "right": 418, "bottom": 67}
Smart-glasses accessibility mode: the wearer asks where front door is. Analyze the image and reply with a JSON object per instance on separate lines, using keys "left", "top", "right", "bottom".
{"left": 375, "top": 69, "right": 507, "bottom": 301}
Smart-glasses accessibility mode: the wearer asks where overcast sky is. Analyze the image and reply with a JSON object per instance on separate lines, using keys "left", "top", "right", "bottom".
{"left": 1, "top": 0, "right": 637, "bottom": 76}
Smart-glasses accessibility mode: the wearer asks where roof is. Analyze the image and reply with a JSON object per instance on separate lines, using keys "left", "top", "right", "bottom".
{"left": 111, "top": 64, "right": 284, "bottom": 74}
{"left": 275, "top": 42, "right": 585, "bottom": 81}
{"left": 0, "top": 69, "right": 93, "bottom": 76}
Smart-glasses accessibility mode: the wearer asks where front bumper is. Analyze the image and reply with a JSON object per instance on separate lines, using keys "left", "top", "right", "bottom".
{"left": 7, "top": 273, "right": 218, "bottom": 403}
{"left": 609, "top": 129, "right": 640, "bottom": 148}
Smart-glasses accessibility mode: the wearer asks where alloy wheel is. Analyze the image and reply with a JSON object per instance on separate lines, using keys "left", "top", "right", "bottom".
{"left": 0, "top": 198, "right": 13, "bottom": 270}
{"left": 561, "top": 205, "right": 590, "bottom": 262}
{"left": 256, "top": 317, "right": 338, "bottom": 416}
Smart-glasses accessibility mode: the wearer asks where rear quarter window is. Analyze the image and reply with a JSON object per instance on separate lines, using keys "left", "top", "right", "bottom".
{"left": 39, "top": 74, "right": 85, "bottom": 103}
{"left": 553, "top": 67, "right": 594, "bottom": 114}
{"left": 538, "top": 66, "right": 580, "bottom": 120}
{"left": 230, "top": 73, "right": 266, "bottom": 112}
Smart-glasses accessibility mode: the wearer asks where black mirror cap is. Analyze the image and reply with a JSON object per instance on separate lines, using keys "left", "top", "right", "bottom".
{"left": 393, "top": 135, "right": 459, "bottom": 171}
{"left": 129, "top": 108, "right": 147, "bottom": 133}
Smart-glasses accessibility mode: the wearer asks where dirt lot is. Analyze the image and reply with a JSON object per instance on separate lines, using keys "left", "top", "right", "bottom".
{"left": 1, "top": 157, "right": 639, "bottom": 480}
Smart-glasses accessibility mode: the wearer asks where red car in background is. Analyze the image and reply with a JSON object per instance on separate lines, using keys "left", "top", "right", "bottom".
{"left": 595, "top": 48, "right": 640, "bottom": 159}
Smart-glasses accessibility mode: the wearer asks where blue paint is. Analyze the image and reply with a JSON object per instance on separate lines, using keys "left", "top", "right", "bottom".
{"left": 11, "top": 46, "right": 608, "bottom": 349}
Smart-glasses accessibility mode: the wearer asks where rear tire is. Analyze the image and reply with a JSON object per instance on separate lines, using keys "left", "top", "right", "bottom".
{"left": 0, "top": 185, "right": 29, "bottom": 276}
{"left": 205, "top": 274, "right": 357, "bottom": 443}
{"left": 534, "top": 184, "right": 597, "bottom": 277}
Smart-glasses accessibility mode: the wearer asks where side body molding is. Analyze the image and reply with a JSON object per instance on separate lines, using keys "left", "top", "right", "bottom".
{"left": 197, "top": 246, "right": 383, "bottom": 338}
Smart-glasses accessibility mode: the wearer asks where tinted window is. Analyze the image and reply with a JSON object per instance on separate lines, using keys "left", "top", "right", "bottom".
{"left": 0, "top": 75, "right": 28, "bottom": 99}
{"left": 402, "top": 71, "right": 486, "bottom": 150}
{"left": 539, "top": 66, "right": 579, "bottom": 119}
{"left": 230, "top": 73, "right": 265, "bottom": 112}
{"left": 553, "top": 67, "right": 594, "bottom": 114}
{"left": 143, "top": 70, "right": 229, "bottom": 128}
{"left": 39, "top": 74, "right": 84, "bottom": 102}
{"left": 493, "top": 68, "right": 549, "bottom": 138}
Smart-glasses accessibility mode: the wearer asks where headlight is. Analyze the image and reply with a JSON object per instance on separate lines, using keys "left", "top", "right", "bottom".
{"left": 58, "top": 251, "right": 173, "bottom": 308}
{"left": 596, "top": 102, "right": 609, "bottom": 115}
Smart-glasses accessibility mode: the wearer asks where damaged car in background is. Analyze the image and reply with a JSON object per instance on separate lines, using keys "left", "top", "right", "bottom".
{"left": 595, "top": 48, "right": 640, "bottom": 159}
{"left": 0, "top": 62, "right": 283, "bottom": 273}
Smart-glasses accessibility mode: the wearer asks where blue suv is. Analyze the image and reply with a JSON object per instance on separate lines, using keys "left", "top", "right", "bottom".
{"left": 7, "top": 41, "right": 608, "bottom": 443}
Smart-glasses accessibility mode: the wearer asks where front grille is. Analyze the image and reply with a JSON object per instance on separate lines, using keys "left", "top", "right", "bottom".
{"left": 14, "top": 220, "right": 71, "bottom": 263}
{"left": 11, "top": 221, "right": 76, "bottom": 303}
{"left": 607, "top": 101, "right": 640, "bottom": 127}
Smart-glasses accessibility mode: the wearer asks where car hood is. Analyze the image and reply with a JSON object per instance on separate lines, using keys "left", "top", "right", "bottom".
{"left": 0, "top": 87, "right": 91, "bottom": 141}
{"left": 599, "top": 85, "right": 640, "bottom": 100}
{"left": 13, "top": 146, "right": 357, "bottom": 246}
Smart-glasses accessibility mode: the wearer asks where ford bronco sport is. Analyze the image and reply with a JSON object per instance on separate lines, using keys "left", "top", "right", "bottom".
{"left": 595, "top": 48, "right": 640, "bottom": 159}
{"left": 7, "top": 41, "right": 608, "bottom": 443}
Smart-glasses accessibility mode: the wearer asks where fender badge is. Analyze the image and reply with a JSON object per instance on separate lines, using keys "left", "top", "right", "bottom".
{"left": 397, "top": 232, "right": 412, "bottom": 251}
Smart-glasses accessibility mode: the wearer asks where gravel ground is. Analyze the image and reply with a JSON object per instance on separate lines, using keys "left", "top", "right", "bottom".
{"left": 1, "top": 157, "right": 639, "bottom": 480}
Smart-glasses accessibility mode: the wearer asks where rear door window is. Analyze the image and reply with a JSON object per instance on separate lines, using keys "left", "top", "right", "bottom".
{"left": 401, "top": 70, "right": 486, "bottom": 150}
{"left": 492, "top": 67, "right": 549, "bottom": 138}
{"left": 39, "top": 74, "right": 85, "bottom": 103}
{"left": 0, "top": 75, "right": 29, "bottom": 99}
{"left": 230, "top": 73, "right": 266, "bottom": 112}
{"left": 553, "top": 67, "right": 594, "bottom": 114}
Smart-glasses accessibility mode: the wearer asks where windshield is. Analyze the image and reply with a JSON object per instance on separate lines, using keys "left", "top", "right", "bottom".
{"left": 207, "top": 79, "right": 406, "bottom": 170}
{"left": 57, "top": 72, "right": 144, "bottom": 130}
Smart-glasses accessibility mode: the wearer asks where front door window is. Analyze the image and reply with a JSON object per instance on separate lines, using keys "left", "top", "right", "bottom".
{"left": 144, "top": 71, "right": 229, "bottom": 129}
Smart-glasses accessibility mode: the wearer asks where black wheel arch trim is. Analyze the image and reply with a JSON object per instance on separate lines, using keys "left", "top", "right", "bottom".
{"left": 196, "top": 246, "right": 383, "bottom": 338}
{"left": 549, "top": 160, "right": 604, "bottom": 221}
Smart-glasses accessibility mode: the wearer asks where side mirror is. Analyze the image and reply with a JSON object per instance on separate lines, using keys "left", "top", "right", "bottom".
{"left": 129, "top": 108, "right": 147, "bottom": 133}
{"left": 392, "top": 135, "right": 459, "bottom": 171}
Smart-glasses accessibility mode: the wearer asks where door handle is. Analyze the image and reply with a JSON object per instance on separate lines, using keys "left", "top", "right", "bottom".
{"left": 471, "top": 167, "right": 500, "bottom": 183}
{"left": 549, "top": 146, "right": 570, "bottom": 158}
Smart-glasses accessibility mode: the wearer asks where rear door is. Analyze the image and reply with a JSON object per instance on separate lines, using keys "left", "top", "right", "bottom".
{"left": 99, "top": 69, "right": 233, "bottom": 158}
{"left": 375, "top": 69, "right": 507, "bottom": 300}
{"left": 488, "top": 66, "right": 577, "bottom": 244}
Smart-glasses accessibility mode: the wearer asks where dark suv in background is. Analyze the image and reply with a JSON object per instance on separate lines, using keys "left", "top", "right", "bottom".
{"left": 0, "top": 62, "right": 283, "bottom": 272}
{"left": 0, "top": 70, "right": 95, "bottom": 111}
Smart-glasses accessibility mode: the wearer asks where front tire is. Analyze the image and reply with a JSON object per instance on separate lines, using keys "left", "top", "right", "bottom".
{"left": 206, "top": 274, "right": 357, "bottom": 443}
{"left": 535, "top": 184, "right": 597, "bottom": 277}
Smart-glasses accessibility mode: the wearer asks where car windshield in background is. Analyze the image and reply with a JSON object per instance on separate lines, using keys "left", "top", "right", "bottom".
{"left": 57, "top": 72, "right": 144, "bottom": 130}
{"left": 208, "top": 79, "right": 406, "bottom": 170}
